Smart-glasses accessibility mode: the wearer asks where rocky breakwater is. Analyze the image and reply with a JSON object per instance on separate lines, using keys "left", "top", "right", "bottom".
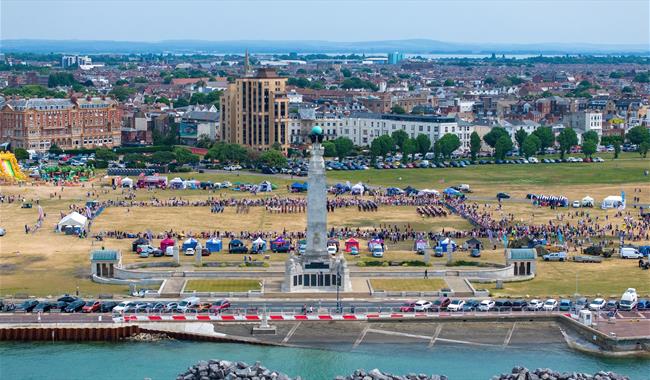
{"left": 494, "top": 367, "right": 629, "bottom": 380}
{"left": 176, "top": 360, "right": 297, "bottom": 380}
{"left": 176, "top": 361, "right": 447, "bottom": 380}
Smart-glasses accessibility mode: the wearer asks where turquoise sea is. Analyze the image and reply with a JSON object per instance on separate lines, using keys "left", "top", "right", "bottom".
{"left": 0, "top": 342, "right": 648, "bottom": 380}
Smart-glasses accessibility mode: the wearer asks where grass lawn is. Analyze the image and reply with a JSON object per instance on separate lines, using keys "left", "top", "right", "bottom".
{"left": 474, "top": 260, "right": 650, "bottom": 298}
{"left": 328, "top": 157, "right": 650, "bottom": 189}
{"left": 370, "top": 278, "right": 447, "bottom": 291}
{"left": 184, "top": 279, "right": 262, "bottom": 292}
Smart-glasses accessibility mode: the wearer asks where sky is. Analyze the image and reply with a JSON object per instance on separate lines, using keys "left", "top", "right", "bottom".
{"left": 1, "top": 0, "right": 649, "bottom": 46}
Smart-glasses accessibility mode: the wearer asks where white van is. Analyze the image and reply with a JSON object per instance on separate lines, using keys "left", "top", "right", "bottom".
{"left": 620, "top": 247, "right": 643, "bottom": 259}
{"left": 620, "top": 288, "right": 638, "bottom": 311}
{"left": 177, "top": 297, "right": 201, "bottom": 312}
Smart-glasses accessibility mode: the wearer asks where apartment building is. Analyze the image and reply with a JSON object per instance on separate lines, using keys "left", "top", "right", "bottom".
{"left": 0, "top": 96, "right": 122, "bottom": 151}
{"left": 338, "top": 113, "right": 470, "bottom": 151}
{"left": 220, "top": 68, "right": 290, "bottom": 151}
{"left": 563, "top": 110, "right": 603, "bottom": 141}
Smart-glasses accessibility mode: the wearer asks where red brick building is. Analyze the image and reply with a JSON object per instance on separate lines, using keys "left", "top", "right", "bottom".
{"left": 0, "top": 96, "right": 122, "bottom": 151}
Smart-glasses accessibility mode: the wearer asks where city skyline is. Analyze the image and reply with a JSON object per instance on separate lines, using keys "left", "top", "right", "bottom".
{"left": 1, "top": 0, "right": 649, "bottom": 46}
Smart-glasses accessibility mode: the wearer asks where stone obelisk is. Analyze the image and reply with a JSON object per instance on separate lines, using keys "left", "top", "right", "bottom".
{"left": 282, "top": 126, "right": 351, "bottom": 292}
{"left": 305, "top": 133, "right": 328, "bottom": 259}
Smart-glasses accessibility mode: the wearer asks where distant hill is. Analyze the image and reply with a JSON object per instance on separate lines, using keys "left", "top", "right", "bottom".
{"left": 1, "top": 39, "right": 648, "bottom": 55}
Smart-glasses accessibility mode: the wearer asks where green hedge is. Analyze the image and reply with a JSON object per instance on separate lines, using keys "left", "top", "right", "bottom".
{"left": 62, "top": 145, "right": 175, "bottom": 155}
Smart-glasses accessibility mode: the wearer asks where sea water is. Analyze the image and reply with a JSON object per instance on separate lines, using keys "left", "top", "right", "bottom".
{"left": 0, "top": 341, "right": 648, "bottom": 380}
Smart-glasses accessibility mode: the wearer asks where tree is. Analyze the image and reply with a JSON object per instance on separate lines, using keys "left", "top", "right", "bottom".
{"left": 149, "top": 151, "right": 176, "bottom": 164}
{"left": 437, "top": 133, "right": 461, "bottom": 158}
{"left": 522, "top": 135, "right": 541, "bottom": 158}
{"left": 13, "top": 148, "right": 29, "bottom": 161}
{"left": 195, "top": 134, "right": 213, "bottom": 149}
{"left": 469, "top": 131, "right": 481, "bottom": 160}
{"left": 514, "top": 128, "right": 528, "bottom": 152}
{"left": 259, "top": 149, "right": 287, "bottom": 168}
{"left": 582, "top": 141, "right": 597, "bottom": 158}
{"left": 323, "top": 141, "right": 338, "bottom": 157}
{"left": 443, "top": 79, "right": 455, "bottom": 87}
{"left": 173, "top": 147, "right": 199, "bottom": 165}
{"left": 639, "top": 141, "right": 649, "bottom": 158}
{"left": 415, "top": 134, "right": 431, "bottom": 155}
{"left": 48, "top": 144, "right": 63, "bottom": 154}
{"left": 370, "top": 135, "right": 394, "bottom": 157}
{"left": 626, "top": 125, "right": 650, "bottom": 145}
{"left": 391, "top": 105, "right": 406, "bottom": 114}
{"left": 48, "top": 72, "right": 76, "bottom": 87}
{"left": 494, "top": 135, "right": 514, "bottom": 160}
{"left": 483, "top": 127, "right": 509, "bottom": 149}
{"left": 340, "top": 77, "right": 378, "bottom": 91}
{"left": 556, "top": 128, "right": 578, "bottom": 159}
{"left": 391, "top": 130, "right": 409, "bottom": 150}
{"left": 340, "top": 68, "right": 351, "bottom": 78}
{"left": 109, "top": 86, "right": 135, "bottom": 101}
{"left": 333, "top": 137, "right": 354, "bottom": 158}
{"left": 602, "top": 135, "right": 623, "bottom": 159}
{"left": 582, "top": 130, "right": 599, "bottom": 146}
{"left": 532, "top": 127, "right": 554, "bottom": 154}
{"left": 95, "top": 148, "right": 117, "bottom": 161}
{"left": 402, "top": 138, "right": 418, "bottom": 161}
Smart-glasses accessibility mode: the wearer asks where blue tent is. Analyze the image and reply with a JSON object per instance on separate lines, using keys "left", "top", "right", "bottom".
{"left": 444, "top": 187, "right": 463, "bottom": 197}
{"left": 182, "top": 237, "right": 198, "bottom": 250}
{"left": 205, "top": 237, "right": 222, "bottom": 253}
{"left": 291, "top": 182, "right": 308, "bottom": 192}
{"left": 386, "top": 187, "right": 405, "bottom": 196}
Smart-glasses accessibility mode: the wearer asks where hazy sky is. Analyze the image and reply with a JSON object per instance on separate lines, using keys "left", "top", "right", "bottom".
{"left": 1, "top": 0, "right": 648, "bottom": 45}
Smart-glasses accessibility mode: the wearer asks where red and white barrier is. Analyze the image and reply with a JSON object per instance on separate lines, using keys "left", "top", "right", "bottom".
{"left": 114, "top": 312, "right": 450, "bottom": 323}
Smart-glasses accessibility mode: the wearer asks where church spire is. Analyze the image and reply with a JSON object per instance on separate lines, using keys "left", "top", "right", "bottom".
{"left": 244, "top": 49, "right": 253, "bottom": 77}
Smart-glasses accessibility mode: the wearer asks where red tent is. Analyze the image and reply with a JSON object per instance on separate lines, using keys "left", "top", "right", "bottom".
{"left": 160, "top": 237, "right": 176, "bottom": 251}
{"left": 345, "top": 238, "right": 360, "bottom": 253}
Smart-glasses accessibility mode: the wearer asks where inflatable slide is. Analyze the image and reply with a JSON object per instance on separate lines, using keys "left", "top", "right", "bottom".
{"left": 0, "top": 152, "right": 27, "bottom": 181}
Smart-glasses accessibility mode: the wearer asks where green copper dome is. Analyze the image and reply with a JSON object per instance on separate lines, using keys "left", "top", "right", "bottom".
{"left": 311, "top": 126, "right": 323, "bottom": 135}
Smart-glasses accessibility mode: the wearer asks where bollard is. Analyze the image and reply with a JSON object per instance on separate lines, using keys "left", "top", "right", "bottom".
{"left": 98, "top": 315, "right": 102, "bottom": 322}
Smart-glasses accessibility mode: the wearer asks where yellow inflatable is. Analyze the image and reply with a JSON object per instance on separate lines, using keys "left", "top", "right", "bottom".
{"left": 0, "top": 152, "right": 27, "bottom": 182}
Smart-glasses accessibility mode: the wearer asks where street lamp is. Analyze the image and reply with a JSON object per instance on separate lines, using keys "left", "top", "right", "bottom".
{"left": 336, "top": 265, "right": 341, "bottom": 313}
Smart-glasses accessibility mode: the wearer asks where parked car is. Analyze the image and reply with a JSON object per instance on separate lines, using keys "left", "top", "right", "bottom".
{"left": 575, "top": 297, "right": 589, "bottom": 311}
{"left": 559, "top": 299, "right": 573, "bottom": 311}
{"left": 33, "top": 302, "right": 52, "bottom": 313}
{"left": 604, "top": 300, "right": 619, "bottom": 311}
{"left": 209, "top": 299, "right": 231, "bottom": 313}
{"left": 177, "top": 297, "right": 201, "bottom": 313}
{"left": 64, "top": 299, "right": 86, "bottom": 313}
{"left": 431, "top": 297, "right": 451, "bottom": 311}
{"left": 413, "top": 300, "right": 433, "bottom": 312}
{"left": 511, "top": 299, "right": 528, "bottom": 311}
{"left": 543, "top": 252, "right": 567, "bottom": 261}
{"left": 327, "top": 246, "right": 337, "bottom": 256}
{"left": 478, "top": 299, "right": 495, "bottom": 311}
{"left": 99, "top": 301, "right": 118, "bottom": 313}
{"left": 462, "top": 299, "right": 479, "bottom": 311}
{"left": 494, "top": 299, "right": 513, "bottom": 311}
{"left": 57, "top": 295, "right": 78, "bottom": 303}
{"left": 620, "top": 247, "right": 643, "bottom": 259}
{"left": 496, "top": 192, "right": 510, "bottom": 200}
{"left": 447, "top": 299, "right": 465, "bottom": 312}
{"left": 82, "top": 300, "right": 101, "bottom": 313}
{"left": 637, "top": 299, "right": 649, "bottom": 311}
{"left": 528, "top": 299, "right": 544, "bottom": 311}
{"left": 588, "top": 298, "right": 607, "bottom": 311}
{"left": 543, "top": 299, "right": 558, "bottom": 311}
{"left": 164, "top": 302, "right": 180, "bottom": 313}
{"left": 112, "top": 301, "right": 135, "bottom": 313}
{"left": 16, "top": 300, "right": 39, "bottom": 312}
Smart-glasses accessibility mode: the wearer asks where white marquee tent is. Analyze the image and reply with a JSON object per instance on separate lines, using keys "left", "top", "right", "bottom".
{"left": 57, "top": 211, "right": 88, "bottom": 232}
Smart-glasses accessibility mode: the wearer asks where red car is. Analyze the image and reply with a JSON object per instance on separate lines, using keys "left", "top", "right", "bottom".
{"left": 209, "top": 299, "right": 231, "bottom": 313}
{"left": 81, "top": 300, "right": 101, "bottom": 313}
{"left": 399, "top": 302, "right": 416, "bottom": 312}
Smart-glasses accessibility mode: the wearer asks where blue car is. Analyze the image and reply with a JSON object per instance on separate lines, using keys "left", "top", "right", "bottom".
{"left": 637, "top": 299, "right": 649, "bottom": 311}
{"left": 559, "top": 299, "right": 573, "bottom": 311}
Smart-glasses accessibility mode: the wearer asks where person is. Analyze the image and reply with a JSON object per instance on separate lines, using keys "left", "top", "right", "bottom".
{"left": 301, "top": 304, "right": 307, "bottom": 315}
{"left": 424, "top": 269, "right": 428, "bottom": 279}
{"left": 308, "top": 305, "right": 314, "bottom": 314}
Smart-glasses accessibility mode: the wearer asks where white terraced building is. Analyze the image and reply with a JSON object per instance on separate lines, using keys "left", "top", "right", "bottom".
{"left": 337, "top": 113, "right": 470, "bottom": 151}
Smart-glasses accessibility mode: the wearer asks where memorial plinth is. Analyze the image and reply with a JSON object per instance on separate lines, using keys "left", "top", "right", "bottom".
{"left": 282, "top": 127, "right": 352, "bottom": 292}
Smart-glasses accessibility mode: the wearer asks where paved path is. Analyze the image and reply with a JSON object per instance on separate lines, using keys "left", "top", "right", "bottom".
{"left": 159, "top": 277, "right": 186, "bottom": 295}
{"left": 443, "top": 276, "right": 473, "bottom": 294}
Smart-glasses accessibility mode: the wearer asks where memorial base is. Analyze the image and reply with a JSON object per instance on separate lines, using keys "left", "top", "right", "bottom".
{"left": 283, "top": 253, "right": 352, "bottom": 292}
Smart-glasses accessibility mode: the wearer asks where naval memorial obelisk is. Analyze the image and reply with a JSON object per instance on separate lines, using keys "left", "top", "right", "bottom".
{"left": 283, "top": 126, "right": 352, "bottom": 292}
